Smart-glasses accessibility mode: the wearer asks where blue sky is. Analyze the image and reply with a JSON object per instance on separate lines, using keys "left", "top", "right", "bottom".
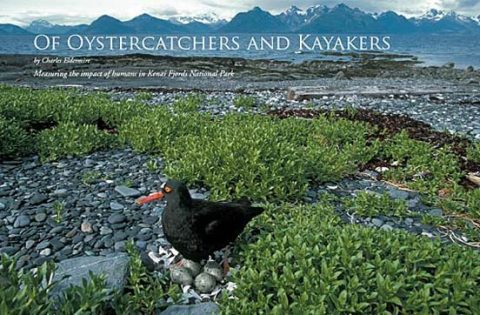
{"left": 1, "top": 0, "right": 479, "bottom": 25}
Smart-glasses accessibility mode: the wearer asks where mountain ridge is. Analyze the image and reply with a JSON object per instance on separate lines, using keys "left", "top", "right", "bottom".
{"left": 1, "top": 4, "right": 479, "bottom": 35}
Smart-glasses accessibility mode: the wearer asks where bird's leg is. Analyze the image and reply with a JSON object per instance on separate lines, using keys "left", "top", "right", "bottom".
{"left": 221, "top": 246, "right": 231, "bottom": 275}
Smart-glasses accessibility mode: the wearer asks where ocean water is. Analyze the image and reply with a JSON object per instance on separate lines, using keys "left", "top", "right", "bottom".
{"left": 0, "top": 34, "right": 479, "bottom": 68}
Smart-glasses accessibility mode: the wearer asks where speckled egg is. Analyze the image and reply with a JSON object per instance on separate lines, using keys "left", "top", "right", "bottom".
{"left": 194, "top": 272, "right": 217, "bottom": 293}
{"left": 203, "top": 261, "right": 223, "bottom": 281}
{"left": 170, "top": 266, "right": 193, "bottom": 286}
{"left": 182, "top": 259, "right": 202, "bottom": 277}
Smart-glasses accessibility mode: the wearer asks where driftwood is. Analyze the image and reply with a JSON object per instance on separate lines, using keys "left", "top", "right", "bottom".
{"left": 287, "top": 86, "right": 460, "bottom": 101}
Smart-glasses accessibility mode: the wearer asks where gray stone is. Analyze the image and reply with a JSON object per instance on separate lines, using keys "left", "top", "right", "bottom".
{"left": 35, "top": 213, "right": 47, "bottom": 222}
{"left": 405, "top": 218, "right": 414, "bottom": 226}
{"left": 158, "top": 302, "right": 219, "bottom": 315}
{"left": 407, "top": 197, "right": 420, "bottom": 209}
{"left": 110, "top": 201, "right": 124, "bottom": 211}
{"left": 36, "top": 240, "right": 50, "bottom": 250}
{"left": 0, "top": 246, "right": 17, "bottom": 255}
{"left": 0, "top": 202, "right": 5, "bottom": 210}
{"left": 50, "top": 226, "right": 64, "bottom": 234}
{"left": 115, "top": 186, "right": 141, "bottom": 198}
{"left": 387, "top": 188, "right": 410, "bottom": 200}
{"left": 100, "top": 227, "right": 113, "bottom": 235}
{"left": 108, "top": 214, "right": 127, "bottom": 224}
{"left": 40, "top": 248, "right": 51, "bottom": 256}
{"left": 50, "top": 254, "right": 129, "bottom": 299}
{"left": 114, "top": 241, "right": 126, "bottom": 252}
{"left": 14, "top": 215, "right": 30, "bottom": 228}
{"left": 25, "top": 240, "right": 35, "bottom": 249}
{"left": 30, "top": 193, "right": 48, "bottom": 205}
{"left": 113, "top": 231, "right": 128, "bottom": 242}
{"left": 428, "top": 208, "right": 443, "bottom": 217}
{"left": 372, "top": 218, "right": 384, "bottom": 227}
{"left": 53, "top": 189, "right": 68, "bottom": 197}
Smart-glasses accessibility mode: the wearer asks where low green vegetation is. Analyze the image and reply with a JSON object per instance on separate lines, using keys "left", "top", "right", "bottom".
{"left": 52, "top": 201, "right": 64, "bottom": 224}
{"left": 344, "top": 192, "right": 410, "bottom": 218}
{"left": 380, "top": 131, "right": 479, "bottom": 220}
{"left": 0, "top": 242, "right": 178, "bottom": 314}
{"left": 233, "top": 95, "right": 257, "bottom": 109}
{"left": 382, "top": 132, "right": 463, "bottom": 195}
{"left": 1, "top": 85, "right": 480, "bottom": 313}
{"left": 172, "top": 93, "right": 203, "bottom": 113}
{"left": 0, "top": 115, "right": 32, "bottom": 158}
{"left": 467, "top": 142, "right": 480, "bottom": 163}
{"left": 81, "top": 170, "right": 102, "bottom": 186}
{"left": 222, "top": 201, "right": 480, "bottom": 314}
{"left": 121, "top": 111, "right": 377, "bottom": 201}
{"left": 135, "top": 91, "right": 154, "bottom": 102}
{"left": 37, "top": 122, "right": 115, "bottom": 162}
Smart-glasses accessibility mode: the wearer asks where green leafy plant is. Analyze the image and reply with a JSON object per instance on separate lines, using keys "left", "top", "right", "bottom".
{"left": 113, "top": 241, "right": 175, "bottom": 314}
{"left": 52, "top": 201, "right": 65, "bottom": 223}
{"left": 467, "top": 142, "right": 480, "bottom": 164}
{"left": 136, "top": 91, "right": 154, "bottom": 102}
{"left": 344, "top": 192, "right": 410, "bottom": 217}
{"left": 233, "top": 95, "right": 257, "bottom": 109}
{"left": 0, "top": 254, "right": 56, "bottom": 314}
{"left": 382, "top": 131, "right": 463, "bottom": 195}
{"left": 0, "top": 115, "right": 32, "bottom": 159}
{"left": 37, "top": 122, "right": 115, "bottom": 161}
{"left": 56, "top": 272, "right": 113, "bottom": 314}
{"left": 222, "top": 201, "right": 480, "bottom": 314}
{"left": 146, "top": 159, "right": 159, "bottom": 172}
{"left": 118, "top": 179, "right": 133, "bottom": 188}
{"left": 81, "top": 171, "right": 102, "bottom": 186}
{"left": 172, "top": 94, "right": 203, "bottom": 113}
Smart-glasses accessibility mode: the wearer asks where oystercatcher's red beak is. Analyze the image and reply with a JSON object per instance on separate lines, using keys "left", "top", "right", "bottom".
{"left": 136, "top": 191, "right": 164, "bottom": 205}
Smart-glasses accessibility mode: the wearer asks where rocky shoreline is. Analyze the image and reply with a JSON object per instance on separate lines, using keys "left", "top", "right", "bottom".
{"left": 0, "top": 53, "right": 479, "bottom": 89}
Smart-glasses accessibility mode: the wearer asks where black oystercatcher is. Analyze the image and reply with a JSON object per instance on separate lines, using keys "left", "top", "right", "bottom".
{"left": 136, "top": 180, "right": 264, "bottom": 264}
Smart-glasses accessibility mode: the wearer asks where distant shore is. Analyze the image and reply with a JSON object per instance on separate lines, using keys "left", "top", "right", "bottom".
{"left": 0, "top": 53, "right": 478, "bottom": 90}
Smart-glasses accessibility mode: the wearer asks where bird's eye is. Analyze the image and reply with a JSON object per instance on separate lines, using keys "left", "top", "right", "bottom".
{"left": 164, "top": 186, "right": 173, "bottom": 193}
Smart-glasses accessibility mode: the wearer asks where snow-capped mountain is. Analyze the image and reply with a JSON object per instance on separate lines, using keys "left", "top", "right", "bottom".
{"left": 26, "top": 20, "right": 82, "bottom": 34}
{"left": 169, "top": 13, "right": 227, "bottom": 27}
{"left": 418, "top": 9, "right": 447, "bottom": 21}
{"left": 411, "top": 9, "right": 480, "bottom": 32}
{"left": 5, "top": 4, "right": 480, "bottom": 35}
{"left": 277, "top": 6, "right": 308, "bottom": 29}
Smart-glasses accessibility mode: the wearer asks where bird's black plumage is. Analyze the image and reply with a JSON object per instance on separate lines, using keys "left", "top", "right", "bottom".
{"left": 160, "top": 180, "right": 264, "bottom": 261}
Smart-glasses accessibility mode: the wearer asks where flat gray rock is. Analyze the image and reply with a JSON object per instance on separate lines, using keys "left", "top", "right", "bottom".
{"left": 115, "top": 186, "right": 141, "bottom": 198}
{"left": 50, "top": 254, "right": 129, "bottom": 299}
{"left": 30, "top": 193, "right": 48, "bottom": 205}
{"left": 110, "top": 201, "right": 125, "bottom": 211}
{"left": 14, "top": 215, "right": 30, "bottom": 228}
{"left": 158, "top": 302, "right": 219, "bottom": 315}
